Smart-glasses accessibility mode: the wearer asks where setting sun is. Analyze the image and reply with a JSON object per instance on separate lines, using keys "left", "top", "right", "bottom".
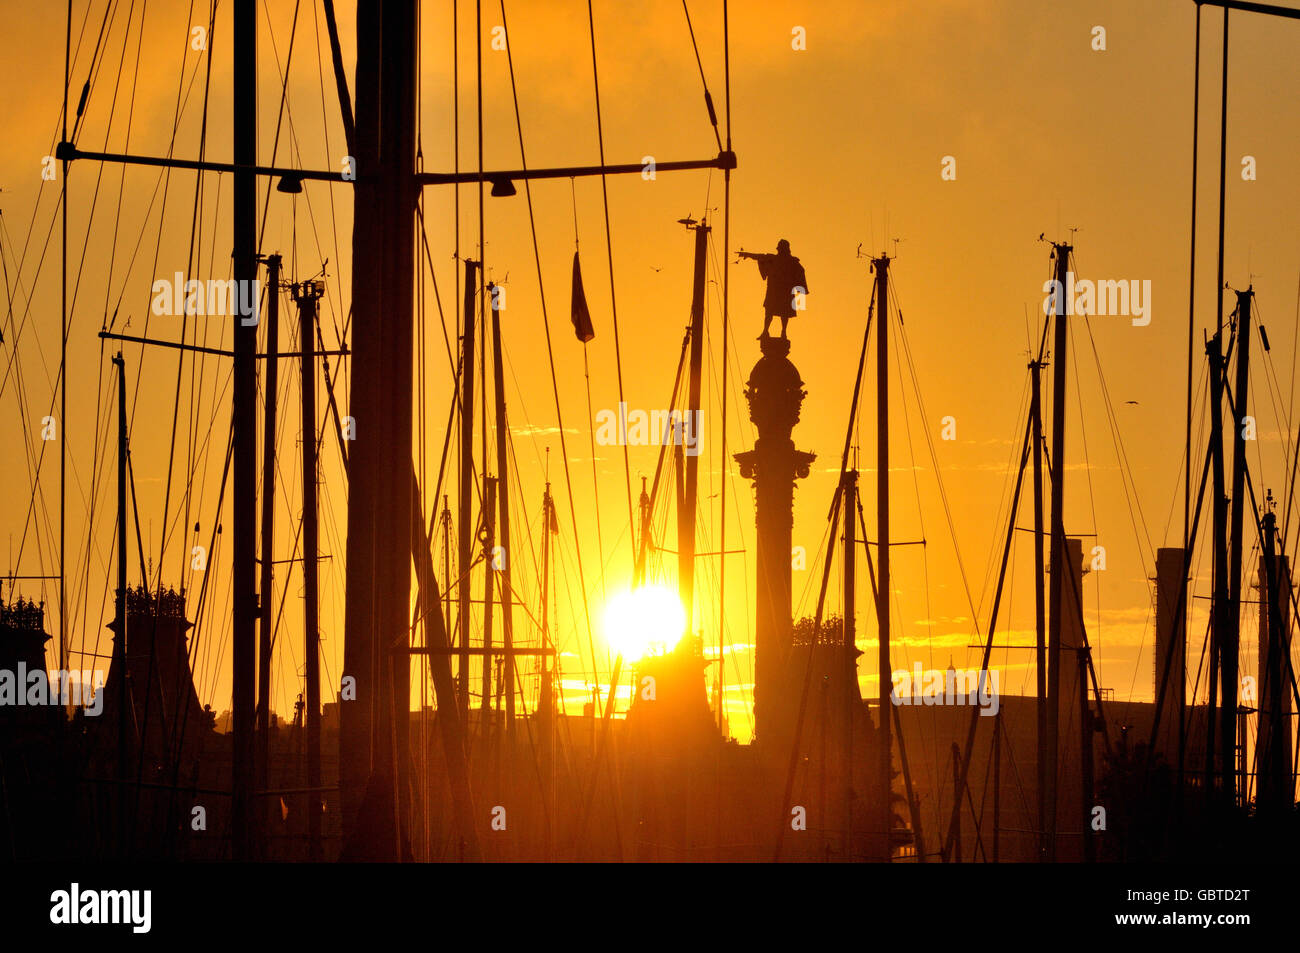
{"left": 602, "top": 585, "right": 687, "bottom": 661}
{"left": 3, "top": 0, "right": 1296, "bottom": 900}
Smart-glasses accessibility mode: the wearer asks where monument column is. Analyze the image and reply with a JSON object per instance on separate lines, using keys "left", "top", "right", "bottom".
{"left": 735, "top": 336, "right": 816, "bottom": 745}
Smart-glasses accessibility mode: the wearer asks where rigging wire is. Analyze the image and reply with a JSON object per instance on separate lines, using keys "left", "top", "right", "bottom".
{"left": 1284, "top": 269, "right": 1300, "bottom": 541}
{"left": 891, "top": 277, "right": 982, "bottom": 638}
{"left": 60, "top": 0, "right": 71, "bottom": 675}
{"left": 719, "top": 0, "right": 733, "bottom": 743}
{"left": 585, "top": 0, "right": 636, "bottom": 575}
{"left": 570, "top": 184, "right": 608, "bottom": 611}
{"left": 155, "top": 0, "right": 223, "bottom": 596}
{"left": 680, "top": 0, "right": 723, "bottom": 153}
{"left": 498, "top": 0, "right": 606, "bottom": 709}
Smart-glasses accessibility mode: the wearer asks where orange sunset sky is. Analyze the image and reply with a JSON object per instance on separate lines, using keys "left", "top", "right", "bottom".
{"left": 2, "top": 0, "right": 1299, "bottom": 742}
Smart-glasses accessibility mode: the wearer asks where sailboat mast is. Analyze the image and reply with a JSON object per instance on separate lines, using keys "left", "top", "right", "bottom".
{"left": 339, "top": 2, "right": 380, "bottom": 845}
{"left": 636, "top": 477, "right": 650, "bottom": 588}
{"left": 1224, "top": 286, "right": 1253, "bottom": 802}
{"left": 443, "top": 496, "right": 452, "bottom": 639}
{"left": 459, "top": 260, "right": 478, "bottom": 714}
{"left": 540, "top": 483, "right": 554, "bottom": 854}
{"left": 1079, "top": 646, "right": 1094, "bottom": 862}
{"left": 1207, "top": 329, "right": 1227, "bottom": 798}
{"left": 541, "top": 489, "right": 551, "bottom": 631}
{"left": 843, "top": 467, "right": 857, "bottom": 860}
{"left": 230, "top": 0, "right": 259, "bottom": 862}
{"left": 873, "top": 253, "right": 891, "bottom": 860}
{"left": 491, "top": 304, "right": 516, "bottom": 738}
{"left": 58, "top": 0, "right": 68, "bottom": 684}
{"left": 1044, "top": 241, "right": 1071, "bottom": 862}
{"left": 1030, "top": 356, "right": 1047, "bottom": 860}
{"left": 112, "top": 352, "right": 129, "bottom": 819}
{"left": 482, "top": 476, "right": 497, "bottom": 715}
{"left": 679, "top": 220, "right": 709, "bottom": 632}
{"left": 256, "top": 254, "right": 281, "bottom": 835}
{"left": 377, "top": 0, "right": 419, "bottom": 854}
{"left": 541, "top": 484, "right": 552, "bottom": 683}
{"left": 294, "top": 280, "right": 324, "bottom": 861}
{"left": 339, "top": 0, "right": 419, "bottom": 860}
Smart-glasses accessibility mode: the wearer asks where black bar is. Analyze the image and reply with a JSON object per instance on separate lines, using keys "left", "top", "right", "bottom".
{"left": 298, "top": 286, "right": 322, "bottom": 861}
{"left": 58, "top": 141, "right": 737, "bottom": 188}
{"left": 230, "top": 0, "right": 257, "bottom": 863}
{"left": 100, "top": 331, "right": 231, "bottom": 358}
{"left": 418, "top": 151, "right": 737, "bottom": 186}
{"left": 1195, "top": 0, "right": 1300, "bottom": 19}
{"left": 99, "top": 329, "right": 347, "bottom": 359}
{"left": 57, "top": 142, "right": 343, "bottom": 182}
{"left": 255, "top": 254, "right": 279, "bottom": 849}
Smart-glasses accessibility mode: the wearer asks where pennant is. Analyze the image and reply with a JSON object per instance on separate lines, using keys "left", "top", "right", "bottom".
{"left": 571, "top": 251, "right": 596, "bottom": 343}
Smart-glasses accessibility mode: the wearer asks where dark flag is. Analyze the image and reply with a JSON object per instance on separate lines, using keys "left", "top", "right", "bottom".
{"left": 571, "top": 251, "right": 596, "bottom": 342}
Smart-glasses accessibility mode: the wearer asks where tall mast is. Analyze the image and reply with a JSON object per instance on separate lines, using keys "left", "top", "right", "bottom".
{"left": 58, "top": 0, "right": 68, "bottom": 686}
{"left": 1044, "top": 241, "right": 1071, "bottom": 862}
{"left": 294, "top": 279, "right": 324, "bottom": 861}
{"left": 1223, "top": 286, "right": 1253, "bottom": 802}
{"left": 376, "top": 0, "right": 419, "bottom": 856}
{"left": 481, "top": 476, "right": 497, "bottom": 716}
{"left": 842, "top": 467, "right": 858, "bottom": 861}
{"left": 230, "top": 0, "right": 259, "bottom": 862}
{"left": 112, "top": 352, "right": 129, "bottom": 846}
{"left": 1207, "top": 329, "right": 1228, "bottom": 798}
{"left": 541, "top": 484, "right": 552, "bottom": 668}
{"left": 491, "top": 303, "right": 516, "bottom": 739}
{"left": 873, "top": 253, "right": 891, "bottom": 860}
{"left": 540, "top": 483, "right": 554, "bottom": 855}
{"left": 339, "top": 0, "right": 381, "bottom": 847}
{"left": 678, "top": 219, "right": 709, "bottom": 632}
{"left": 1257, "top": 508, "right": 1292, "bottom": 813}
{"left": 443, "top": 496, "right": 452, "bottom": 639}
{"left": 458, "top": 259, "right": 479, "bottom": 714}
{"left": 1078, "top": 645, "right": 1095, "bottom": 862}
{"left": 1030, "top": 355, "right": 1047, "bottom": 861}
{"left": 636, "top": 477, "right": 650, "bottom": 588}
{"left": 1206, "top": 0, "right": 1231, "bottom": 813}
{"left": 339, "top": 0, "right": 419, "bottom": 860}
{"left": 256, "top": 253, "right": 281, "bottom": 843}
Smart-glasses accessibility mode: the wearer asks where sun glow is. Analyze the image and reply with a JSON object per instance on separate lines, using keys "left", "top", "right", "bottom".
{"left": 602, "top": 584, "right": 687, "bottom": 661}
